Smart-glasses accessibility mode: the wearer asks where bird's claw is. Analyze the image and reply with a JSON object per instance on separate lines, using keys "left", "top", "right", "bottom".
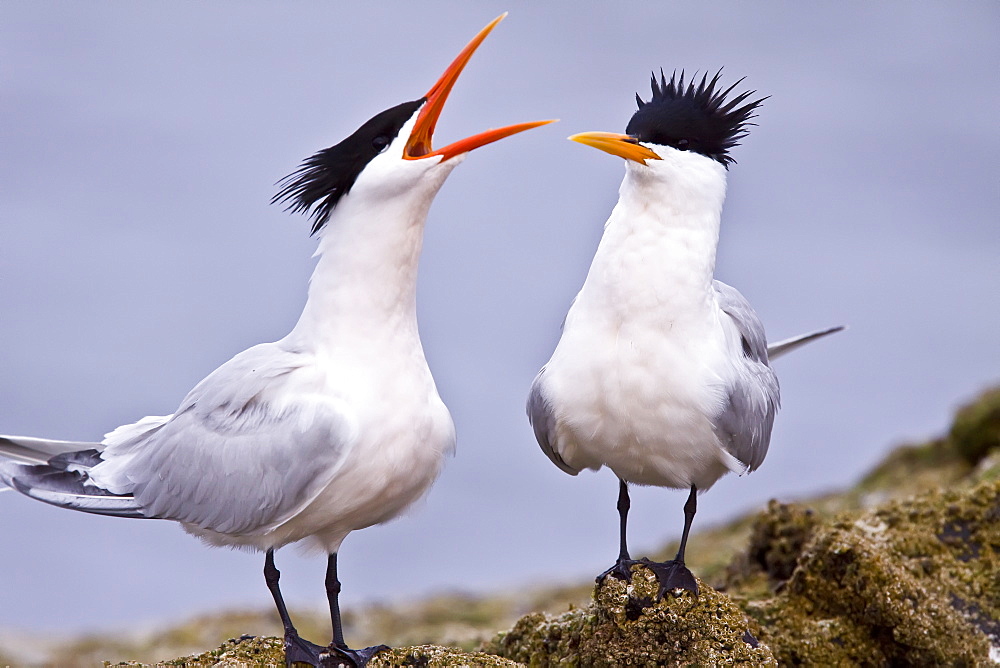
{"left": 638, "top": 557, "right": 699, "bottom": 598}
{"left": 283, "top": 631, "right": 327, "bottom": 667}
{"left": 281, "top": 633, "right": 389, "bottom": 667}
{"left": 320, "top": 643, "right": 390, "bottom": 667}
{"left": 596, "top": 557, "right": 639, "bottom": 584}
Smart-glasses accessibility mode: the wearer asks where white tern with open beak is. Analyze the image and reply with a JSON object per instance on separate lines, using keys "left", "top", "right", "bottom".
{"left": 0, "top": 14, "right": 553, "bottom": 668}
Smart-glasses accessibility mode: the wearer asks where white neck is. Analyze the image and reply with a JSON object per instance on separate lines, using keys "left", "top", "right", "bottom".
{"left": 283, "top": 156, "right": 457, "bottom": 356}
{"left": 579, "top": 149, "right": 728, "bottom": 318}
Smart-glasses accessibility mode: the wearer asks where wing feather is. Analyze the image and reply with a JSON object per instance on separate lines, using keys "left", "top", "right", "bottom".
{"left": 527, "top": 369, "right": 579, "bottom": 475}
{"left": 768, "top": 326, "right": 844, "bottom": 361}
{"left": 713, "top": 281, "right": 780, "bottom": 472}
{"left": 89, "top": 343, "right": 355, "bottom": 536}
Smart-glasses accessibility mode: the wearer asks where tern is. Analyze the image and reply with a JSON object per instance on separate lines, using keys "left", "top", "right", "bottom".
{"left": 0, "top": 14, "right": 552, "bottom": 668}
{"left": 528, "top": 71, "right": 839, "bottom": 597}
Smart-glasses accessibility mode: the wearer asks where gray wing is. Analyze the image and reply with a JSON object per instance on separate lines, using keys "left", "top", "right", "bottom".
{"left": 768, "top": 326, "right": 844, "bottom": 361}
{"left": 527, "top": 369, "right": 579, "bottom": 475}
{"left": 713, "top": 281, "right": 780, "bottom": 472}
{"left": 90, "top": 343, "right": 354, "bottom": 536}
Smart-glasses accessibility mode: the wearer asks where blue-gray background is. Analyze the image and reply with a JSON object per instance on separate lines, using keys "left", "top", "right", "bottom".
{"left": 1, "top": 2, "right": 997, "bottom": 634}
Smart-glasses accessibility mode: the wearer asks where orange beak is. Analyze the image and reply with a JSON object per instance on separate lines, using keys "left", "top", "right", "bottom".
{"left": 568, "top": 131, "right": 662, "bottom": 164}
{"left": 404, "top": 13, "right": 555, "bottom": 161}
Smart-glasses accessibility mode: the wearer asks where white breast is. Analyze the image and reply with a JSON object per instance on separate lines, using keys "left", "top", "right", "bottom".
{"left": 258, "top": 345, "right": 455, "bottom": 553}
{"left": 543, "top": 292, "right": 739, "bottom": 490}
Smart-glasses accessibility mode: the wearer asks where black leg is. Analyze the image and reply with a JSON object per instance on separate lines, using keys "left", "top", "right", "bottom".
{"left": 640, "top": 484, "right": 699, "bottom": 597}
{"left": 597, "top": 478, "right": 640, "bottom": 583}
{"left": 264, "top": 549, "right": 325, "bottom": 667}
{"left": 674, "top": 483, "right": 697, "bottom": 563}
{"left": 326, "top": 553, "right": 347, "bottom": 649}
{"left": 617, "top": 478, "right": 632, "bottom": 563}
{"left": 321, "top": 553, "right": 389, "bottom": 668}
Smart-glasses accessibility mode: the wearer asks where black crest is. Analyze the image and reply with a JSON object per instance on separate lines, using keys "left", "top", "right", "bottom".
{"left": 626, "top": 70, "right": 766, "bottom": 168}
{"left": 273, "top": 98, "right": 424, "bottom": 235}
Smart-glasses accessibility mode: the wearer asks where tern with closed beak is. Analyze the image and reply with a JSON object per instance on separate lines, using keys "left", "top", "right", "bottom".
{"left": 528, "top": 70, "right": 839, "bottom": 597}
{"left": 0, "top": 14, "right": 552, "bottom": 668}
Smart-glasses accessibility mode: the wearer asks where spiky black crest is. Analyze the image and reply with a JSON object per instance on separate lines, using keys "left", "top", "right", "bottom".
{"left": 272, "top": 98, "right": 424, "bottom": 235}
{"left": 626, "top": 69, "right": 766, "bottom": 168}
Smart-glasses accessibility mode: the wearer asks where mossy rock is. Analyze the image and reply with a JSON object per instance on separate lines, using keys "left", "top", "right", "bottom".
{"left": 108, "top": 636, "right": 521, "bottom": 667}
{"left": 731, "top": 480, "right": 1000, "bottom": 665}
{"left": 746, "top": 499, "right": 819, "bottom": 582}
{"left": 951, "top": 387, "right": 1000, "bottom": 465}
{"left": 371, "top": 645, "right": 521, "bottom": 667}
{"left": 485, "top": 563, "right": 775, "bottom": 666}
{"left": 107, "top": 634, "right": 285, "bottom": 666}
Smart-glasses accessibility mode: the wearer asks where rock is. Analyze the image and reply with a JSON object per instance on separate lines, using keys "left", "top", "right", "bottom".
{"left": 108, "top": 634, "right": 285, "bottom": 666}
{"left": 727, "top": 480, "right": 1000, "bottom": 665}
{"left": 951, "top": 387, "right": 1000, "bottom": 465}
{"left": 371, "top": 645, "right": 521, "bottom": 667}
{"left": 485, "top": 564, "right": 775, "bottom": 666}
{"left": 109, "top": 636, "right": 520, "bottom": 667}
{"left": 745, "top": 499, "right": 819, "bottom": 582}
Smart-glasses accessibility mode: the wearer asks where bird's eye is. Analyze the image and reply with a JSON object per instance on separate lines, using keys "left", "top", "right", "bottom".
{"left": 676, "top": 138, "right": 690, "bottom": 150}
{"left": 372, "top": 135, "right": 390, "bottom": 152}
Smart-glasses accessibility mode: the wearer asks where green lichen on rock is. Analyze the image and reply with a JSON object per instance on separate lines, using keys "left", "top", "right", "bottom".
{"left": 485, "top": 564, "right": 775, "bottom": 666}
{"left": 722, "top": 499, "right": 819, "bottom": 601}
{"left": 726, "top": 480, "right": 1000, "bottom": 665}
{"left": 951, "top": 387, "right": 1000, "bottom": 465}
{"left": 371, "top": 644, "right": 521, "bottom": 667}
{"left": 108, "top": 636, "right": 521, "bottom": 667}
{"left": 107, "top": 634, "right": 285, "bottom": 667}
{"left": 746, "top": 499, "right": 819, "bottom": 582}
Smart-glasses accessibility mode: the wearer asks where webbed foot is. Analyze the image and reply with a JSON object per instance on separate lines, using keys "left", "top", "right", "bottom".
{"left": 597, "top": 557, "right": 640, "bottom": 584}
{"left": 283, "top": 631, "right": 327, "bottom": 667}
{"left": 320, "top": 643, "right": 390, "bottom": 667}
{"left": 638, "top": 557, "right": 699, "bottom": 598}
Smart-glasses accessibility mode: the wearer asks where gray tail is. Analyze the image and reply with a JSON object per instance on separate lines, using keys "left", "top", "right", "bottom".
{"left": 0, "top": 435, "right": 148, "bottom": 519}
{"left": 767, "top": 325, "right": 845, "bottom": 361}
{"left": 0, "top": 434, "right": 101, "bottom": 465}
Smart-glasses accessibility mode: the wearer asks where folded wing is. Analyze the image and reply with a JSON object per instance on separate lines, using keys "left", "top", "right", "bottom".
{"left": 713, "top": 281, "right": 780, "bottom": 472}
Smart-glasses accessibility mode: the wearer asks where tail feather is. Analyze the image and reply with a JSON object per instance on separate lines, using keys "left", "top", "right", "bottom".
{"left": 7, "top": 467, "right": 147, "bottom": 517}
{"left": 0, "top": 435, "right": 102, "bottom": 465}
{"left": 768, "top": 325, "right": 845, "bottom": 361}
{"left": 0, "top": 435, "right": 150, "bottom": 519}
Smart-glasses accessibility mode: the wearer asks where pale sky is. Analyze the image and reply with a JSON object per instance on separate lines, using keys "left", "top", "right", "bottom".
{"left": 1, "top": 1, "right": 998, "bottom": 635}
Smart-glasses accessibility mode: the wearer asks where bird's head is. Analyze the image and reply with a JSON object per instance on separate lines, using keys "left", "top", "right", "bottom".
{"left": 273, "top": 14, "right": 554, "bottom": 235}
{"left": 570, "top": 70, "right": 765, "bottom": 174}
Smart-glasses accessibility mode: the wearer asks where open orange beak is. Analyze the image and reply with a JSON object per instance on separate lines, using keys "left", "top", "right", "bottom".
{"left": 568, "top": 132, "right": 662, "bottom": 164}
{"left": 404, "top": 14, "right": 555, "bottom": 161}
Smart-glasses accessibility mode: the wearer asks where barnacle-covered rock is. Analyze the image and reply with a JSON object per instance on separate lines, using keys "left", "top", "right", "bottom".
{"left": 729, "top": 481, "right": 1000, "bottom": 665}
{"left": 486, "top": 563, "right": 774, "bottom": 666}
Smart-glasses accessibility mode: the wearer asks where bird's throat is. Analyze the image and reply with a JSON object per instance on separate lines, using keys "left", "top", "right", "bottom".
{"left": 586, "top": 199, "right": 722, "bottom": 320}
{"left": 288, "top": 205, "right": 429, "bottom": 354}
